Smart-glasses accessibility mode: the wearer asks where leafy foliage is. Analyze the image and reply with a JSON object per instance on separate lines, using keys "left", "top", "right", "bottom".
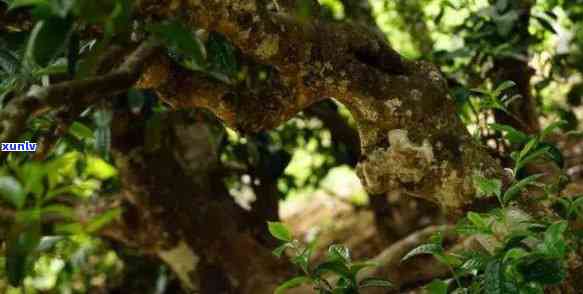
{"left": 408, "top": 120, "right": 577, "bottom": 293}
{"left": 268, "top": 222, "right": 393, "bottom": 293}
{"left": 1, "top": 0, "right": 583, "bottom": 293}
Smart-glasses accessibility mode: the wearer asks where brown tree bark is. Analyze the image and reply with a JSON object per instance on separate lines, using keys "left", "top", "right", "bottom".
{"left": 108, "top": 110, "right": 292, "bottom": 293}
{"left": 0, "top": 0, "right": 510, "bottom": 291}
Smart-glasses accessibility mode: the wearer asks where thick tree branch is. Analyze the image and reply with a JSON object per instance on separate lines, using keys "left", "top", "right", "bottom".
{"left": 136, "top": 0, "right": 502, "bottom": 215}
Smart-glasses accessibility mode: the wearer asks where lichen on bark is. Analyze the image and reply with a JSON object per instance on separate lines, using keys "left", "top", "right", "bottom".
{"left": 357, "top": 129, "right": 434, "bottom": 194}
{"left": 136, "top": 0, "right": 502, "bottom": 215}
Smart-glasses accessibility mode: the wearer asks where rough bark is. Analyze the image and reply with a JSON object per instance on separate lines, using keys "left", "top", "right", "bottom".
{"left": 108, "top": 110, "right": 291, "bottom": 293}
{"left": 0, "top": 0, "right": 512, "bottom": 291}
{"left": 137, "top": 0, "right": 501, "bottom": 215}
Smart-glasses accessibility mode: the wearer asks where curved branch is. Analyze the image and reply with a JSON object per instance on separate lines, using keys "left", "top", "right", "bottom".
{"left": 137, "top": 0, "right": 501, "bottom": 215}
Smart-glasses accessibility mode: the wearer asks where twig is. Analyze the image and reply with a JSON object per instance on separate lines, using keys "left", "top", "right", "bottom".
{"left": 0, "top": 38, "right": 161, "bottom": 144}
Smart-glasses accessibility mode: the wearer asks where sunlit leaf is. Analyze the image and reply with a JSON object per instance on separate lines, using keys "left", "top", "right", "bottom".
{"left": 426, "top": 279, "right": 448, "bottom": 294}
{"left": 268, "top": 221, "right": 293, "bottom": 242}
{"left": 489, "top": 123, "right": 529, "bottom": 145}
{"left": 69, "top": 121, "right": 94, "bottom": 140}
{"left": 493, "top": 80, "right": 517, "bottom": 97}
{"left": 85, "top": 155, "right": 117, "bottom": 180}
{"left": 86, "top": 207, "right": 122, "bottom": 233}
{"left": 47, "top": 151, "right": 80, "bottom": 189}
{"left": 541, "top": 221, "right": 568, "bottom": 258}
{"left": 401, "top": 243, "right": 443, "bottom": 262}
{"left": 328, "top": 244, "right": 351, "bottom": 264}
{"left": 503, "top": 174, "right": 543, "bottom": 204}
{"left": 473, "top": 175, "right": 502, "bottom": 199}
{"left": 274, "top": 276, "right": 310, "bottom": 294}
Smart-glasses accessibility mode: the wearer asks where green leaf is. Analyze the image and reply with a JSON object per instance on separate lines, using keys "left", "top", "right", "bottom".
{"left": 533, "top": 15, "right": 557, "bottom": 34}
{"left": 327, "top": 244, "right": 351, "bottom": 264}
{"left": 473, "top": 175, "right": 502, "bottom": 199}
{"left": 401, "top": 243, "right": 443, "bottom": 262}
{"left": 313, "top": 260, "right": 352, "bottom": 278}
{"left": 148, "top": 21, "right": 206, "bottom": 70}
{"left": 26, "top": 18, "right": 72, "bottom": 67}
{"left": 434, "top": 253, "right": 462, "bottom": 267}
{"left": 7, "top": 0, "right": 48, "bottom": 10}
{"left": 40, "top": 204, "right": 75, "bottom": 220}
{"left": 460, "top": 255, "right": 487, "bottom": 272}
{"left": 0, "top": 49, "right": 20, "bottom": 74}
{"left": 267, "top": 222, "right": 293, "bottom": 242}
{"left": 9, "top": 0, "right": 74, "bottom": 18}
{"left": 541, "top": 221, "right": 567, "bottom": 257}
{"left": 494, "top": 11, "right": 519, "bottom": 37}
{"left": 467, "top": 212, "right": 490, "bottom": 232}
{"left": 541, "top": 120, "right": 566, "bottom": 140}
{"left": 469, "top": 87, "right": 490, "bottom": 96}
{"left": 515, "top": 147, "right": 550, "bottom": 174}
{"left": 516, "top": 255, "right": 565, "bottom": 285}
{"left": 84, "top": 155, "right": 117, "bottom": 180}
{"left": 0, "top": 176, "right": 27, "bottom": 209}
{"left": 272, "top": 243, "right": 292, "bottom": 258}
{"left": 503, "top": 247, "right": 529, "bottom": 262}
{"left": 85, "top": 207, "right": 122, "bottom": 233}
{"left": 493, "top": 80, "right": 516, "bottom": 97}
{"left": 538, "top": 143, "right": 564, "bottom": 168}
{"left": 76, "top": 0, "right": 130, "bottom": 36}
{"left": 489, "top": 123, "right": 529, "bottom": 145}
{"left": 207, "top": 32, "right": 238, "bottom": 81}
{"left": 68, "top": 121, "right": 94, "bottom": 140}
{"left": 495, "top": 0, "right": 508, "bottom": 12}
{"left": 484, "top": 260, "right": 504, "bottom": 294}
{"left": 292, "top": 251, "right": 310, "bottom": 273}
{"left": 54, "top": 222, "right": 83, "bottom": 234}
{"left": 36, "top": 236, "right": 65, "bottom": 252}
{"left": 274, "top": 276, "right": 310, "bottom": 294}
{"left": 358, "top": 277, "right": 393, "bottom": 288}
{"left": 518, "top": 138, "right": 539, "bottom": 162}
{"left": 47, "top": 151, "right": 80, "bottom": 189}
{"left": 503, "top": 174, "right": 543, "bottom": 204}
{"left": 18, "top": 161, "right": 47, "bottom": 199}
{"left": 426, "top": 279, "right": 449, "bottom": 294}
